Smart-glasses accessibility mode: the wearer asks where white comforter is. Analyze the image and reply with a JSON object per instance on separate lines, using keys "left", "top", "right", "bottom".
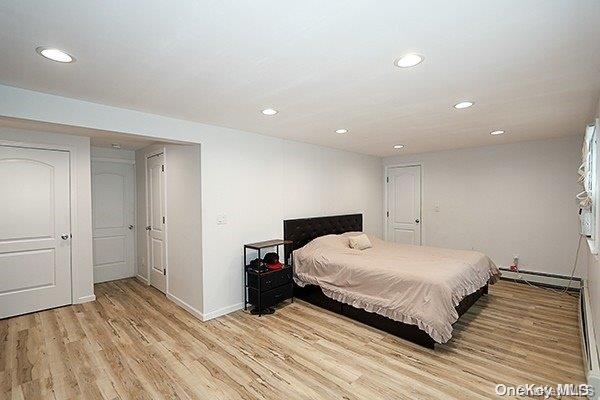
{"left": 293, "top": 233, "right": 500, "bottom": 343}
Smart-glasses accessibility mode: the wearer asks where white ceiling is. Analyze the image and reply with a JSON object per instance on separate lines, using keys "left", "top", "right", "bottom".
{"left": 0, "top": 0, "right": 599, "bottom": 157}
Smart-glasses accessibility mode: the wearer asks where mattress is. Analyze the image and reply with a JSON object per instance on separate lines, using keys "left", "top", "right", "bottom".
{"left": 293, "top": 233, "right": 500, "bottom": 343}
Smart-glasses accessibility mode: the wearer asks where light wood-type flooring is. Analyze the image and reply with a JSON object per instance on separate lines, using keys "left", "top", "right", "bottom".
{"left": 0, "top": 278, "right": 586, "bottom": 399}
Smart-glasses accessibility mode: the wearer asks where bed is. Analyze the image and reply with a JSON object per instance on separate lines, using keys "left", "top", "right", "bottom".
{"left": 284, "top": 214, "right": 500, "bottom": 349}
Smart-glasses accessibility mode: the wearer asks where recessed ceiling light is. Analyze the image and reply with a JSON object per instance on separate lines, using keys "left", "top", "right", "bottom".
{"left": 454, "top": 101, "right": 474, "bottom": 109}
{"left": 335, "top": 129, "right": 348, "bottom": 134}
{"left": 36, "top": 46, "right": 75, "bottom": 63}
{"left": 393, "top": 144, "right": 405, "bottom": 149}
{"left": 490, "top": 130, "right": 505, "bottom": 135}
{"left": 261, "top": 108, "right": 278, "bottom": 116}
{"left": 395, "top": 53, "right": 424, "bottom": 68}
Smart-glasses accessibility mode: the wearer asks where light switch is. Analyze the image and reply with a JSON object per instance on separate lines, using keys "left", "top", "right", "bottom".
{"left": 217, "top": 214, "right": 227, "bottom": 225}
{"left": 434, "top": 201, "right": 440, "bottom": 212}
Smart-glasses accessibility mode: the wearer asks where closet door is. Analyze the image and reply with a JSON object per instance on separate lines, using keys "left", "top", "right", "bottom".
{"left": 386, "top": 165, "right": 422, "bottom": 245}
{"left": 147, "top": 153, "right": 167, "bottom": 293}
{"left": 0, "top": 145, "right": 71, "bottom": 318}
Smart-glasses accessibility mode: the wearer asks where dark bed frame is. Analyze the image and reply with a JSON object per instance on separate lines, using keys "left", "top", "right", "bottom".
{"left": 283, "top": 213, "right": 488, "bottom": 349}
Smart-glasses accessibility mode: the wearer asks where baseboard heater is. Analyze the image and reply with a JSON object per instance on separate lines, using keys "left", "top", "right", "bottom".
{"left": 498, "top": 267, "right": 582, "bottom": 290}
{"left": 580, "top": 280, "right": 600, "bottom": 399}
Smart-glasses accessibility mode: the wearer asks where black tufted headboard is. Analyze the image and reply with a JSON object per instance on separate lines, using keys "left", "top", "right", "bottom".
{"left": 283, "top": 214, "right": 362, "bottom": 264}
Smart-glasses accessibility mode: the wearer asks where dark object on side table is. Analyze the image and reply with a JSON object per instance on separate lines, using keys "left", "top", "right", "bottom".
{"left": 249, "top": 257, "right": 268, "bottom": 273}
{"left": 263, "top": 252, "right": 283, "bottom": 270}
{"left": 244, "top": 239, "right": 294, "bottom": 316}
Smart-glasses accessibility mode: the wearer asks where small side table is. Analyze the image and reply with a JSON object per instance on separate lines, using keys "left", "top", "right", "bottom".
{"left": 244, "top": 239, "right": 293, "bottom": 316}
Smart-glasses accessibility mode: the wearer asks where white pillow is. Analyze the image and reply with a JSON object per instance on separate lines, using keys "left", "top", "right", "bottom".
{"left": 348, "top": 233, "right": 372, "bottom": 250}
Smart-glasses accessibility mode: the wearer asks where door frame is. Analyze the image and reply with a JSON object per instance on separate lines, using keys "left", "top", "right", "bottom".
{"left": 0, "top": 138, "right": 79, "bottom": 304}
{"left": 90, "top": 156, "right": 137, "bottom": 283}
{"left": 383, "top": 163, "right": 423, "bottom": 244}
{"left": 144, "top": 147, "right": 169, "bottom": 294}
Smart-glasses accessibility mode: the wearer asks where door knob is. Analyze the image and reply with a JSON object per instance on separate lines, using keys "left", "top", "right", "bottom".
{"left": 145, "top": 225, "right": 151, "bottom": 231}
{"left": 415, "top": 219, "right": 420, "bottom": 224}
{"left": 60, "top": 234, "right": 70, "bottom": 240}
{"left": 128, "top": 225, "right": 134, "bottom": 230}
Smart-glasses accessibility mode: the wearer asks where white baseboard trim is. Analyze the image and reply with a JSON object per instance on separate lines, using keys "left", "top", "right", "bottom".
{"left": 499, "top": 267, "right": 581, "bottom": 289}
{"left": 166, "top": 293, "right": 203, "bottom": 320}
{"left": 202, "top": 302, "right": 244, "bottom": 321}
{"left": 75, "top": 294, "right": 96, "bottom": 304}
{"left": 94, "top": 274, "right": 135, "bottom": 284}
{"left": 135, "top": 274, "right": 149, "bottom": 285}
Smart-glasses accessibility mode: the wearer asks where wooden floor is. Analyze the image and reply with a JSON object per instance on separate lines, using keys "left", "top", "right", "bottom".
{"left": 0, "top": 279, "right": 586, "bottom": 400}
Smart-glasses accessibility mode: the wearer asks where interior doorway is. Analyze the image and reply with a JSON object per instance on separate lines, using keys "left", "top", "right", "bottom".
{"left": 90, "top": 145, "right": 171, "bottom": 293}
{"left": 0, "top": 118, "right": 202, "bottom": 320}
{"left": 91, "top": 157, "right": 136, "bottom": 283}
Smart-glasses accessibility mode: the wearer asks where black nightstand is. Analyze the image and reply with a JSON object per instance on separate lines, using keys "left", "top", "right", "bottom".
{"left": 244, "top": 239, "right": 294, "bottom": 316}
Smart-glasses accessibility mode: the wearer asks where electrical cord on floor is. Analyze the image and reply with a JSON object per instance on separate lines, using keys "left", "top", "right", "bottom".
{"left": 513, "top": 234, "right": 583, "bottom": 298}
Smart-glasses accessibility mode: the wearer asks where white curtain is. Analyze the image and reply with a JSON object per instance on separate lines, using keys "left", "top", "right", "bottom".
{"left": 578, "top": 124, "right": 596, "bottom": 208}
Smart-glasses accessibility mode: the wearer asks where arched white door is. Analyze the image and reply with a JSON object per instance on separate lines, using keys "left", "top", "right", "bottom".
{"left": 0, "top": 145, "right": 71, "bottom": 318}
{"left": 386, "top": 165, "right": 422, "bottom": 245}
{"left": 92, "top": 160, "right": 135, "bottom": 283}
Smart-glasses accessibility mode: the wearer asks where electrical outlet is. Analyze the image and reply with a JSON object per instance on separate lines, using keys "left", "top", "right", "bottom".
{"left": 217, "top": 214, "right": 227, "bottom": 225}
{"left": 510, "top": 254, "right": 519, "bottom": 272}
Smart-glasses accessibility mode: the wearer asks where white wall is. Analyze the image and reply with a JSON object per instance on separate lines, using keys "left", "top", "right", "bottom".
{"left": 164, "top": 144, "right": 203, "bottom": 315}
{"left": 384, "top": 136, "right": 583, "bottom": 276}
{"left": 91, "top": 146, "right": 135, "bottom": 161}
{"left": 282, "top": 140, "right": 382, "bottom": 230}
{"left": 0, "top": 126, "right": 94, "bottom": 303}
{"left": 202, "top": 135, "right": 382, "bottom": 318}
{"left": 135, "top": 144, "right": 204, "bottom": 316}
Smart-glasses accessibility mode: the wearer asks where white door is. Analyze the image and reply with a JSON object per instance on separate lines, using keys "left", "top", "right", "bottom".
{"left": 0, "top": 146, "right": 71, "bottom": 318}
{"left": 92, "top": 161, "right": 135, "bottom": 283}
{"left": 147, "top": 153, "right": 167, "bottom": 293}
{"left": 386, "top": 165, "right": 422, "bottom": 245}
